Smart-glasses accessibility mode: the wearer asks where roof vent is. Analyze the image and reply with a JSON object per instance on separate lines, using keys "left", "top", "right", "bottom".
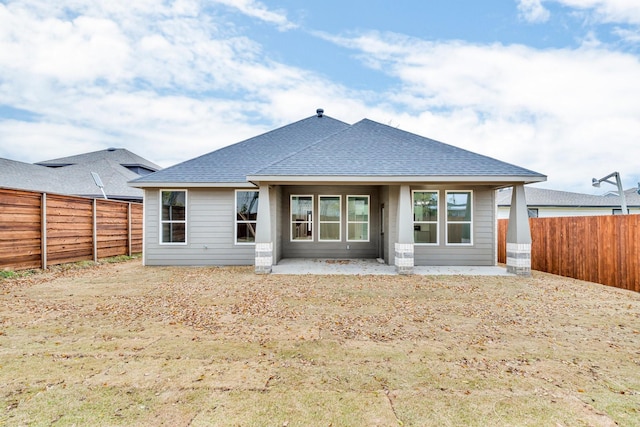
{"left": 107, "top": 147, "right": 117, "bottom": 152}
{"left": 316, "top": 108, "right": 324, "bottom": 117}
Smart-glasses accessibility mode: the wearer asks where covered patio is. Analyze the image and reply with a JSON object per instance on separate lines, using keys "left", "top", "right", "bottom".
{"left": 271, "top": 258, "right": 514, "bottom": 276}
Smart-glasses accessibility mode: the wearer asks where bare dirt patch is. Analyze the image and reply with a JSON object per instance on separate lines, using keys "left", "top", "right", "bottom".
{"left": 1, "top": 260, "right": 639, "bottom": 426}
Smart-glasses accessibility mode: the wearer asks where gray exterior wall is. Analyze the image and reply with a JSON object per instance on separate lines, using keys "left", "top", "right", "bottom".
{"left": 409, "top": 186, "right": 496, "bottom": 266}
{"left": 279, "top": 185, "right": 381, "bottom": 259}
{"left": 142, "top": 184, "right": 496, "bottom": 267}
{"left": 143, "top": 188, "right": 255, "bottom": 266}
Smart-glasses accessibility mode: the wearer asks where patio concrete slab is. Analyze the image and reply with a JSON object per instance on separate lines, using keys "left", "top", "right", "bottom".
{"left": 271, "top": 258, "right": 513, "bottom": 276}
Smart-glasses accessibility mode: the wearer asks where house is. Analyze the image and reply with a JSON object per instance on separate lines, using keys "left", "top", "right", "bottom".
{"left": 497, "top": 187, "right": 640, "bottom": 218}
{"left": 0, "top": 148, "right": 161, "bottom": 202}
{"left": 129, "top": 109, "right": 546, "bottom": 275}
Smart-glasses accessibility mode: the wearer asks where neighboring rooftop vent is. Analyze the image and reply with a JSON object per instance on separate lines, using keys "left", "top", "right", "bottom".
{"left": 316, "top": 108, "right": 324, "bottom": 117}
{"left": 107, "top": 147, "right": 117, "bottom": 152}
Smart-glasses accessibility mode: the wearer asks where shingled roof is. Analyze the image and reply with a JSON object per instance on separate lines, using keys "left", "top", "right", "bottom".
{"left": 1, "top": 148, "right": 161, "bottom": 201}
{"left": 251, "top": 119, "right": 542, "bottom": 179}
{"left": 497, "top": 186, "right": 640, "bottom": 207}
{"left": 130, "top": 115, "right": 350, "bottom": 185}
{"left": 130, "top": 113, "right": 545, "bottom": 187}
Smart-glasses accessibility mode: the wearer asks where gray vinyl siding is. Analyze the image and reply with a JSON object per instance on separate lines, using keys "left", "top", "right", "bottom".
{"left": 143, "top": 188, "right": 255, "bottom": 266}
{"left": 280, "top": 185, "right": 381, "bottom": 259}
{"left": 142, "top": 184, "right": 497, "bottom": 267}
{"left": 413, "top": 187, "right": 496, "bottom": 266}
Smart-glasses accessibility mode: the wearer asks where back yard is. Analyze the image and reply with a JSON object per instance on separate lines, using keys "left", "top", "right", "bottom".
{"left": 1, "top": 260, "right": 639, "bottom": 426}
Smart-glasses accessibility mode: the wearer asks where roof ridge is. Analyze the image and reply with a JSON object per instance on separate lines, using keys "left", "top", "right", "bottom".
{"left": 250, "top": 118, "right": 352, "bottom": 176}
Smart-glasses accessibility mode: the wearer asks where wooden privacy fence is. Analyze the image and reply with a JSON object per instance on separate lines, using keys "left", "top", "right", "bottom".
{"left": 0, "top": 187, "right": 143, "bottom": 271}
{"left": 498, "top": 216, "right": 640, "bottom": 292}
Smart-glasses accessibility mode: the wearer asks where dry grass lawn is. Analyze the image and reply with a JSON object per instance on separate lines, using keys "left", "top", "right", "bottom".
{"left": 1, "top": 259, "right": 640, "bottom": 426}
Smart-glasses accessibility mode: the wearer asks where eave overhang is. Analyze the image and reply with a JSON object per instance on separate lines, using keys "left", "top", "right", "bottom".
{"left": 128, "top": 181, "right": 257, "bottom": 189}
{"left": 247, "top": 174, "right": 547, "bottom": 187}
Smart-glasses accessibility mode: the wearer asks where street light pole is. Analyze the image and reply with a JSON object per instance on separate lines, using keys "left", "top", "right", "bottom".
{"left": 592, "top": 171, "right": 627, "bottom": 214}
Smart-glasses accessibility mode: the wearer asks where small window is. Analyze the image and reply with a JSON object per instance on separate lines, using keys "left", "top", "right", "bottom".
{"left": 236, "top": 190, "right": 259, "bottom": 244}
{"left": 160, "top": 190, "right": 186, "bottom": 244}
{"left": 413, "top": 191, "right": 438, "bottom": 245}
{"left": 291, "top": 195, "right": 313, "bottom": 241}
{"left": 347, "top": 195, "right": 369, "bottom": 242}
{"left": 446, "top": 191, "right": 472, "bottom": 245}
{"left": 319, "top": 196, "right": 341, "bottom": 241}
{"left": 528, "top": 208, "right": 539, "bottom": 218}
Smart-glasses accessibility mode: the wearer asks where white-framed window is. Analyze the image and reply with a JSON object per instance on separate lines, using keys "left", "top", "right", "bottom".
{"left": 291, "top": 195, "right": 313, "bottom": 241}
{"left": 160, "top": 190, "right": 187, "bottom": 244}
{"left": 413, "top": 190, "right": 438, "bottom": 245}
{"left": 235, "top": 190, "right": 259, "bottom": 244}
{"left": 319, "top": 195, "right": 341, "bottom": 241}
{"left": 347, "top": 195, "right": 369, "bottom": 242}
{"left": 446, "top": 190, "right": 473, "bottom": 245}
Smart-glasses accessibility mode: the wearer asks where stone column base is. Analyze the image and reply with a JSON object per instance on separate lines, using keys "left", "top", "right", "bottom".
{"left": 506, "top": 242, "right": 531, "bottom": 277}
{"left": 255, "top": 242, "right": 273, "bottom": 274}
{"left": 394, "top": 243, "right": 414, "bottom": 275}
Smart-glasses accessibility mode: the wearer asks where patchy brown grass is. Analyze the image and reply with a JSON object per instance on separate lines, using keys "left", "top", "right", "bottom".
{"left": 1, "top": 260, "right": 639, "bottom": 426}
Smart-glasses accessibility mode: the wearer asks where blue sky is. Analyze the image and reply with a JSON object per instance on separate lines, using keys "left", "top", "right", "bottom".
{"left": 1, "top": 0, "right": 640, "bottom": 193}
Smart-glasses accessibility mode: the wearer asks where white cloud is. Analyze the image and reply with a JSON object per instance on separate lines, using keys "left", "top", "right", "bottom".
{"left": 320, "top": 31, "right": 640, "bottom": 192}
{"left": 0, "top": 0, "right": 365, "bottom": 168}
{"left": 548, "top": 0, "right": 640, "bottom": 25}
{"left": 517, "top": 0, "right": 551, "bottom": 23}
{"left": 2, "top": 0, "right": 640, "bottom": 195}
{"left": 211, "top": 0, "right": 297, "bottom": 31}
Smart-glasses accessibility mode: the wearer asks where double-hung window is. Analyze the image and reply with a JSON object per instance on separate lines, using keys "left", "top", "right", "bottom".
{"left": 413, "top": 191, "right": 438, "bottom": 244}
{"left": 236, "top": 190, "right": 259, "bottom": 244}
{"left": 319, "top": 196, "right": 341, "bottom": 241}
{"left": 347, "top": 195, "right": 369, "bottom": 242}
{"left": 291, "top": 195, "right": 313, "bottom": 241}
{"left": 446, "top": 191, "right": 473, "bottom": 245}
{"left": 160, "top": 190, "right": 186, "bottom": 244}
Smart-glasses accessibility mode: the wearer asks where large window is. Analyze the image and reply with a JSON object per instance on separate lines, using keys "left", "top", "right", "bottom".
{"left": 413, "top": 191, "right": 438, "bottom": 244}
{"left": 319, "top": 196, "right": 341, "bottom": 241}
{"left": 236, "top": 190, "right": 259, "bottom": 244}
{"left": 291, "top": 195, "right": 313, "bottom": 241}
{"left": 160, "top": 190, "right": 186, "bottom": 244}
{"left": 347, "top": 195, "right": 369, "bottom": 242}
{"left": 446, "top": 191, "right": 472, "bottom": 245}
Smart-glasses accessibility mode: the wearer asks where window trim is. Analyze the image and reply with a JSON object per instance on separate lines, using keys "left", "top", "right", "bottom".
{"left": 347, "top": 195, "right": 370, "bottom": 242}
{"left": 235, "top": 189, "right": 259, "bottom": 246}
{"left": 319, "top": 195, "right": 342, "bottom": 242}
{"left": 445, "top": 190, "right": 473, "bottom": 246}
{"left": 159, "top": 189, "right": 187, "bottom": 245}
{"left": 290, "top": 194, "right": 314, "bottom": 242}
{"left": 412, "top": 190, "right": 439, "bottom": 246}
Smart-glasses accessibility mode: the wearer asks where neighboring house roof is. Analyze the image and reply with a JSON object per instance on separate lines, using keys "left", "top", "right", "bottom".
{"left": 0, "top": 158, "right": 66, "bottom": 194}
{"left": 36, "top": 147, "right": 160, "bottom": 173}
{"left": 1, "top": 148, "right": 161, "bottom": 201}
{"left": 497, "top": 186, "right": 640, "bottom": 208}
{"left": 131, "top": 112, "right": 545, "bottom": 187}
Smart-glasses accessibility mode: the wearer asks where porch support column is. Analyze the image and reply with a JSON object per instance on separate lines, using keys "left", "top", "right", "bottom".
{"left": 255, "top": 185, "right": 273, "bottom": 274}
{"left": 506, "top": 184, "right": 532, "bottom": 277}
{"left": 395, "top": 185, "right": 414, "bottom": 274}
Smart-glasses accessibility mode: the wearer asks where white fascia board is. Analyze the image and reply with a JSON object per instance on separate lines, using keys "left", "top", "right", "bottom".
{"left": 129, "top": 181, "right": 257, "bottom": 189}
{"left": 247, "top": 175, "right": 547, "bottom": 185}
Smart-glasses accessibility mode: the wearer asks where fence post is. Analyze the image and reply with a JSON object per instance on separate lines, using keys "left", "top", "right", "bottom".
{"left": 93, "top": 199, "right": 98, "bottom": 262}
{"left": 41, "top": 192, "right": 47, "bottom": 270}
{"left": 128, "top": 202, "right": 132, "bottom": 256}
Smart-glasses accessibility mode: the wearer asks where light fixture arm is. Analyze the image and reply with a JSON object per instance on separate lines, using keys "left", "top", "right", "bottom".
{"left": 592, "top": 171, "right": 627, "bottom": 214}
